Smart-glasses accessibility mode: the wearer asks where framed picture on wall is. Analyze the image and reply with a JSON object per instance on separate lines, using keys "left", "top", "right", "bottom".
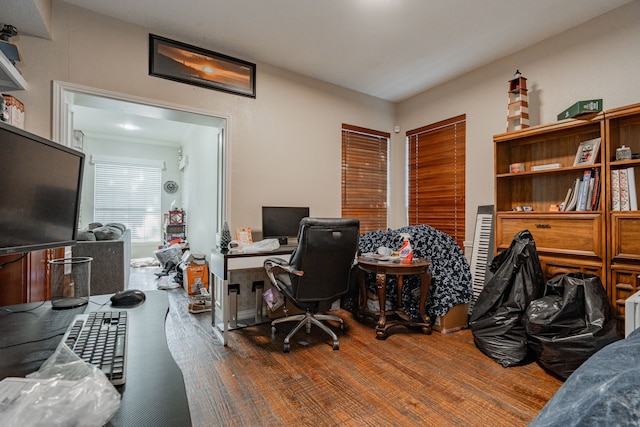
{"left": 149, "top": 34, "right": 256, "bottom": 98}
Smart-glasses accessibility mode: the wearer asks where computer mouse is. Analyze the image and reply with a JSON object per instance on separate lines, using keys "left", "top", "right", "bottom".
{"left": 111, "top": 289, "right": 146, "bottom": 307}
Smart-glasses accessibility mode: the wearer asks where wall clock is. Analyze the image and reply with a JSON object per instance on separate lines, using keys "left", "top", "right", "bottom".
{"left": 164, "top": 180, "right": 179, "bottom": 194}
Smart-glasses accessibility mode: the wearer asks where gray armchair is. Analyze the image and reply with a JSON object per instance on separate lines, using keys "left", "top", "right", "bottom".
{"left": 264, "top": 218, "right": 360, "bottom": 352}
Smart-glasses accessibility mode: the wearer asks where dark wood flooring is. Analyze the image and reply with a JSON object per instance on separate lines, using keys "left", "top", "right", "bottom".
{"left": 129, "top": 267, "right": 563, "bottom": 427}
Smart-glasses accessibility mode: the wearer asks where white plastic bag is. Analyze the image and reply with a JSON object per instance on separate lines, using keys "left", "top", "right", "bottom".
{"left": 228, "top": 238, "right": 280, "bottom": 253}
{"left": 0, "top": 343, "right": 121, "bottom": 426}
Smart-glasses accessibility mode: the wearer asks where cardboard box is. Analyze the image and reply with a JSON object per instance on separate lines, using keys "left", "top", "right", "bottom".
{"left": 432, "top": 303, "right": 469, "bottom": 334}
{"left": 183, "top": 263, "right": 209, "bottom": 295}
{"left": 557, "top": 99, "right": 602, "bottom": 121}
{"left": 2, "top": 94, "right": 25, "bottom": 129}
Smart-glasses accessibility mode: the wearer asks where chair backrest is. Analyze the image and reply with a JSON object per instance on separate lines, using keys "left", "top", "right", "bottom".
{"left": 287, "top": 217, "right": 360, "bottom": 303}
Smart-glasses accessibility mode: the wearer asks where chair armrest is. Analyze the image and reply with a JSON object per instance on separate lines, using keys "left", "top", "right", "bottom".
{"left": 263, "top": 258, "right": 304, "bottom": 277}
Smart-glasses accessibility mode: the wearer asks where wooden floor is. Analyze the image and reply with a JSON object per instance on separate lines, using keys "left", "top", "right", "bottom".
{"left": 130, "top": 267, "right": 563, "bottom": 427}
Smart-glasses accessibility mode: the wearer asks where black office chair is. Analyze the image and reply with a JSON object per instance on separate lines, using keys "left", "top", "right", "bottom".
{"left": 264, "top": 217, "right": 360, "bottom": 352}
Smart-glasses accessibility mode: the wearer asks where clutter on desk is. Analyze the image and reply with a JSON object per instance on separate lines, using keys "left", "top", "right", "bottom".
{"left": 228, "top": 238, "right": 280, "bottom": 253}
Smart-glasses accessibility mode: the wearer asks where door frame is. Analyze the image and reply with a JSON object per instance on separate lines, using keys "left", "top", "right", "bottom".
{"left": 51, "top": 80, "right": 229, "bottom": 242}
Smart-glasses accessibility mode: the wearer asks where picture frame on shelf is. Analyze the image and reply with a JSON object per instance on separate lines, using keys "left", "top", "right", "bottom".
{"left": 573, "top": 137, "right": 601, "bottom": 166}
{"left": 149, "top": 34, "right": 256, "bottom": 98}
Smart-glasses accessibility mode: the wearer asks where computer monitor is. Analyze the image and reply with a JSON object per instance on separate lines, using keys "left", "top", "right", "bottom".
{"left": 0, "top": 121, "right": 85, "bottom": 255}
{"left": 261, "top": 206, "right": 309, "bottom": 244}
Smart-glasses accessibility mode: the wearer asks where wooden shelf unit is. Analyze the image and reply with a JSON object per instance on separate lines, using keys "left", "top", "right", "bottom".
{"left": 494, "top": 114, "right": 608, "bottom": 321}
{"left": 494, "top": 103, "right": 640, "bottom": 335}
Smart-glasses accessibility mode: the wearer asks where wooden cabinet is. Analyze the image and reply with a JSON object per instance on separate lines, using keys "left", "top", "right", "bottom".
{"left": 0, "top": 249, "right": 62, "bottom": 306}
{"left": 605, "top": 103, "right": 640, "bottom": 334}
{"left": 494, "top": 102, "right": 640, "bottom": 336}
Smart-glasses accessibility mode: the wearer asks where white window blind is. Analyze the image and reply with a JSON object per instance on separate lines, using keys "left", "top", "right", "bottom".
{"left": 94, "top": 161, "right": 162, "bottom": 243}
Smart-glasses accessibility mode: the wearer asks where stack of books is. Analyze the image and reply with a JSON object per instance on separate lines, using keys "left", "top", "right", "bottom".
{"left": 611, "top": 167, "right": 638, "bottom": 211}
{"left": 559, "top": 168, "right": 601, "bottom": 212}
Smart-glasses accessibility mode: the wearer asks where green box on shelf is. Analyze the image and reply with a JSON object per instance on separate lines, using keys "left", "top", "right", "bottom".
{"left": 557, "top": 99, "right": 602, "bottom": 121}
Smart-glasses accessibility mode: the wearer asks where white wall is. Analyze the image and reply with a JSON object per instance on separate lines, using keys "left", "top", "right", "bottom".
{"left": 395, "top": 1, "right": 640, "bottom": 242}
{"left": 14, "top": 1, "right": 396, "bottom": 239}
{"left": 181, "top": 125, "right": 220, "bottom": 257}
{"left": 12, "top": 0, "right": 640, "bottom": 246}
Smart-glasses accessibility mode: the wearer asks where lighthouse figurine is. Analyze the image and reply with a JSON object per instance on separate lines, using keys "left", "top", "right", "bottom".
{"left": 506, "top": 70, "right": 530, "bottom": 132}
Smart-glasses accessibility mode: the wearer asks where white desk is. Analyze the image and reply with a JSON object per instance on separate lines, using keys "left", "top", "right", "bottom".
{"left": 210, "top": 246, "right": 296, "bottom": 345}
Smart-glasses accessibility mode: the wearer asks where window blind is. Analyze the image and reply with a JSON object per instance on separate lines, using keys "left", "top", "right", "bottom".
{"left": 342, "top": 124, "right": 390, "bottom": 234}
{"left": 94, "top": 162, "right": 162, "bottom": 243}
{"left": 407, "top": 115, "right": 466, "bottom": 248}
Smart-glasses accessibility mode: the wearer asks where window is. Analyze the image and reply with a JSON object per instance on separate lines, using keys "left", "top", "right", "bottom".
{"left": 342, "top": 124, "right": 390, "bottom": 233}
{"left": 407, "top": 115, "right": 466, "bottom": 248}
{"left": 94, "top": 158, "right": 162, "bottom": 243}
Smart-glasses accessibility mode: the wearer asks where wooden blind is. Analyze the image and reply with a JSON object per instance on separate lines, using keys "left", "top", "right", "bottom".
{"left": 342, "top": 124, "right": 390, "bottom": 234}
{"left": 407, "top": 115, "right": 466, "bottom": 248}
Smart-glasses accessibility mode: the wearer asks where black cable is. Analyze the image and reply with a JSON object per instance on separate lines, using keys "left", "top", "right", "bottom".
{"left": 0, "top": 330, "right": 66, "bottom": 350}
{"left": 0, "top": 252, "right": 28, "bottom": 269}
{"left": 0, "top": 300, "right": 46, "bottom": 313}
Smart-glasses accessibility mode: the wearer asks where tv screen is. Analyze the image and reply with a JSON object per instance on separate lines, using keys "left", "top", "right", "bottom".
{"left": 0, "top": 122, "right": 85, "bottom": 255}
{"left": 261, "top": 206, "right": 310, "bottom": 241}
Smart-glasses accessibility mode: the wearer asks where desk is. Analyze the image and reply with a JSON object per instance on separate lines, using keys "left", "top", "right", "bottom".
{"left": 210, "top": 246, "right": 296, "bottom": 346}
{"left": 357, "top": 257, "right": 433, "bottom": 339}
{"left": 0, "top": 291, "right": 191, "bottom": 427}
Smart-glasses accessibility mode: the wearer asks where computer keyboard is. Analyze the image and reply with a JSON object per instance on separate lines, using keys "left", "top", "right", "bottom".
{"left": 62, "top": 311, "right": 128, "bottom": 385}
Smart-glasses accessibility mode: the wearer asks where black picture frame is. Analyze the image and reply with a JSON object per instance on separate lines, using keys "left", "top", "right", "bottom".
{"left": 149, "top": 34, "right": 256, "bottom": 98}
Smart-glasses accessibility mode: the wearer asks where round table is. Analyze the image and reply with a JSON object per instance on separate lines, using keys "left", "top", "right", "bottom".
{"left": 357, "top": 256, "right": 432, "bottom": 339}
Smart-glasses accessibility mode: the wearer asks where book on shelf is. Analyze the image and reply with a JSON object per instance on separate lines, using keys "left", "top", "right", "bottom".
{"left": 620, "top": 168, "right": 630, "bottom": 211}
{"left": 577, "top": 169, "right": 592, "bottom": 211}
{"left": 611, "top": 169, "right": 621, "bottom": 211}
{"left": 590, "top": 168, "right": 601, "bottom": 211}
{"left": 563, "top": 178, "right": 582, "bottom": 212}
{"left": 531, "top": 163, "right": 562, "bottom": 171}
{"left": 585, "top": 173, "right": 595, "bottom": 210}
{"left": 559, "top": 186, "right": 573, "bottom": 211}
{"left": 616, "top": 167, "right": 638, "bottom": 211}
{"left": 629, "top": 167, "right": 638, "bottom": 210}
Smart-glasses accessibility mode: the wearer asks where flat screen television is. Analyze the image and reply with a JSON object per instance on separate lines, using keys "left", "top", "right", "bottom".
{"left": 0, "top": 121, "right": 85, "bottom": 255}
{"left": 261, "top": 206, "right": 309, "bottom": 244}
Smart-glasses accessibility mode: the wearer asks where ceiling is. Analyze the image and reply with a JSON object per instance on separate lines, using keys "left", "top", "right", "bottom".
{"left": 0, "top": 0, "right": 633, "bottom": 142}
{"left": 3, "top": 0, "right": 633, "bottom": 103}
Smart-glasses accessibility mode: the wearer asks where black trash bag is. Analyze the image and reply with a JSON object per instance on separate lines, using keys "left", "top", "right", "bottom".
{"left": 523, "top": 272, "right": 619, "bottom": 379}
{"left": 469, "top": 229, "right": 545, "bottom": 367}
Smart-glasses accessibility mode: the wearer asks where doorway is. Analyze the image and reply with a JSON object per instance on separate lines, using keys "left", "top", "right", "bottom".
{"left": 52, "top": 81, "right": 228, "bottom": 260}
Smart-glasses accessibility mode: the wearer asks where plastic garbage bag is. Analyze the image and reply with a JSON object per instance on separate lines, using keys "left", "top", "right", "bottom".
{"left": 523, "top": 272, "right": 619, "bottom": 379}
{"left": 469, "top": 229, "right": 545, "bottom": 367}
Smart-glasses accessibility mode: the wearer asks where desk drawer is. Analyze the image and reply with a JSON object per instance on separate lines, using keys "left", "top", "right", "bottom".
{"left": 496, "top": 213, "right": 602, "bottom": 258}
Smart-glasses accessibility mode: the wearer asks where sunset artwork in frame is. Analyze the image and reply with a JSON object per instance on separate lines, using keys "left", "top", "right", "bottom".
{"left": 149, "top": 34, "right": 256, "bottom": 98}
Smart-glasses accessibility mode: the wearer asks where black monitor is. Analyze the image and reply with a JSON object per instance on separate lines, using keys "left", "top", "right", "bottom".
{"left": 261, "top": 206, "right": 309, "bottom": 244}
{"left": 0, "top": 122, "right": 85, "bottom": 255}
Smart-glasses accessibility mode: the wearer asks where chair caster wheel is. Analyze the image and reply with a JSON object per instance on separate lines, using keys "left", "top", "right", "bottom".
{"left": 339, "top": 322, "right": 346, "bottom": 331}
{"left": 283, "top": 343, "right": 290, "bottom": 353}
{"left": 333, "top": 341, "right": 340, "bottom": 350}
{"left": 271, "top": 326, "right": 277, "bottom": 337}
